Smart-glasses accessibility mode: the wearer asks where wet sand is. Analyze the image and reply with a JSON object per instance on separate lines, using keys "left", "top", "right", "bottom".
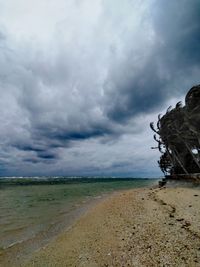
{"left": 3, "top": 186, "right": 200, "bottom": 266}
{"left": 0, "top": 194, "right": 108, "bottom": 267}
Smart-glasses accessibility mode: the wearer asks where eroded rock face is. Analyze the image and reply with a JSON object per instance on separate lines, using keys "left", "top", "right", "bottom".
{"left": 151, "top": 85, "right": 200, "bottom": 175}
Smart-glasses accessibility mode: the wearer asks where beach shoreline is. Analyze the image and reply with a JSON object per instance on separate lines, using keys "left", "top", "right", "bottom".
{"left": 1, "top": 183, "right": 200, "bottom": 266}
{"left": 0, "top": 179, "right": 155, "bottom": 266}
{"left": 19, "top": 185, "right": 200, "bottom": 267}
{"left": 0, "top": 191, "right": 113, "bottom": 267}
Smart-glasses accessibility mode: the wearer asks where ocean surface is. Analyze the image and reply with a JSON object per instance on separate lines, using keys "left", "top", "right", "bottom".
{"left": 0, "top": 177, "right": 158, "bottom": 263}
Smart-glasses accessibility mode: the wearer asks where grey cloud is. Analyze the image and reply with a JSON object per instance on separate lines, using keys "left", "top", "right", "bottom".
{"left": 0, "top": 0, "right": 199, "bottom": 176}
{"left": 153, "top": 0, "right": 200, "bottom": 65}
{"left": 104, "top": 0, "right": 200, "bottom": 123}
{"left": 104, "top": 60, "right": 167, "bottom": 122}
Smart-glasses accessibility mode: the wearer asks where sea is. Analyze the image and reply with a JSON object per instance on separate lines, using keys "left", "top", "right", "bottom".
{"left": 0, "top": 177, "right": 158, "bottom": 264}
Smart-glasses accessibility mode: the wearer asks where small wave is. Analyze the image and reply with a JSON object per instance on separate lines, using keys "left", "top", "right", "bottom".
{"left": 2, "top": 237, "right": 31, "bottom": 251}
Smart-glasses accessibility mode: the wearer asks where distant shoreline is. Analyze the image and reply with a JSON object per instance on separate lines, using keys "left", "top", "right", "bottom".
{"left": 0, "top": 177, "right": 158, "bottom": 186}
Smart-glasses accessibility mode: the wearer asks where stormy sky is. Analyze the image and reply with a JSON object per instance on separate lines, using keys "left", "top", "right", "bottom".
{"left": 0, "top": 0, "right": 199, "bottom": 177}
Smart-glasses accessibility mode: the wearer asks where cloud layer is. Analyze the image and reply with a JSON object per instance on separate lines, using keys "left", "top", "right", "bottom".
{"left": 0, "top": 0, "right": 199, "bottom": 176}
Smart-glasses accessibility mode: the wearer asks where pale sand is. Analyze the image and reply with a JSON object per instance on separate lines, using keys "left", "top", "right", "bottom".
{"left": 9, "top": 187, "right": 200, "bottom": 266}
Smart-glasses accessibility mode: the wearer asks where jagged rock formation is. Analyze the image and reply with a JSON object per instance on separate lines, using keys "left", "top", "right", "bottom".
{"left": 150, "top": 85, "right": 200, "bottom": 176}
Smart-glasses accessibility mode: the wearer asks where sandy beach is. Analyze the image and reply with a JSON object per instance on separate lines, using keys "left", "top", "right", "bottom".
{"left": 2, "top": 185, "right": 200, "bottom": 267}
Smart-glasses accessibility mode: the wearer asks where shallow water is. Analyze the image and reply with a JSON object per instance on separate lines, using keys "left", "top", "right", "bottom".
{"left": 0, "top": 178, "right": 157, "bottom": 262}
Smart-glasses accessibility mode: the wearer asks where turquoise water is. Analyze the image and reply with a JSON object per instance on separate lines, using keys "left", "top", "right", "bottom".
{"left": 0, "top": 178, "right": 157, "bottom": 257}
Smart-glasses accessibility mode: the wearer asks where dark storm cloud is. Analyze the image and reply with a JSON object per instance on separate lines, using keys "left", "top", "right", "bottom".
{"left": 37, "top": 152, "right": 57, "bottom": 160}
{"left": 12, "top": 123, "right": 113, "bottom": 162}
{"left": 104, "top": 0, "right": 200, "bottom": 122}
{"left": 34, "top": 122, "right": 114, "bottom": 142}
{"left": 105, "top": 61, "right": 167, "bottom": 122}
{"left": 0, "top": 0, "right": 199, "bottom": 176}
{"left": 153, "top": 0, "right": 200, "bottom": 66}
{"left": 14, "top": 145, "right": 45, "bottom": 153}
{"left": 23, "top": 158, "right": 40, "bottom": 164}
